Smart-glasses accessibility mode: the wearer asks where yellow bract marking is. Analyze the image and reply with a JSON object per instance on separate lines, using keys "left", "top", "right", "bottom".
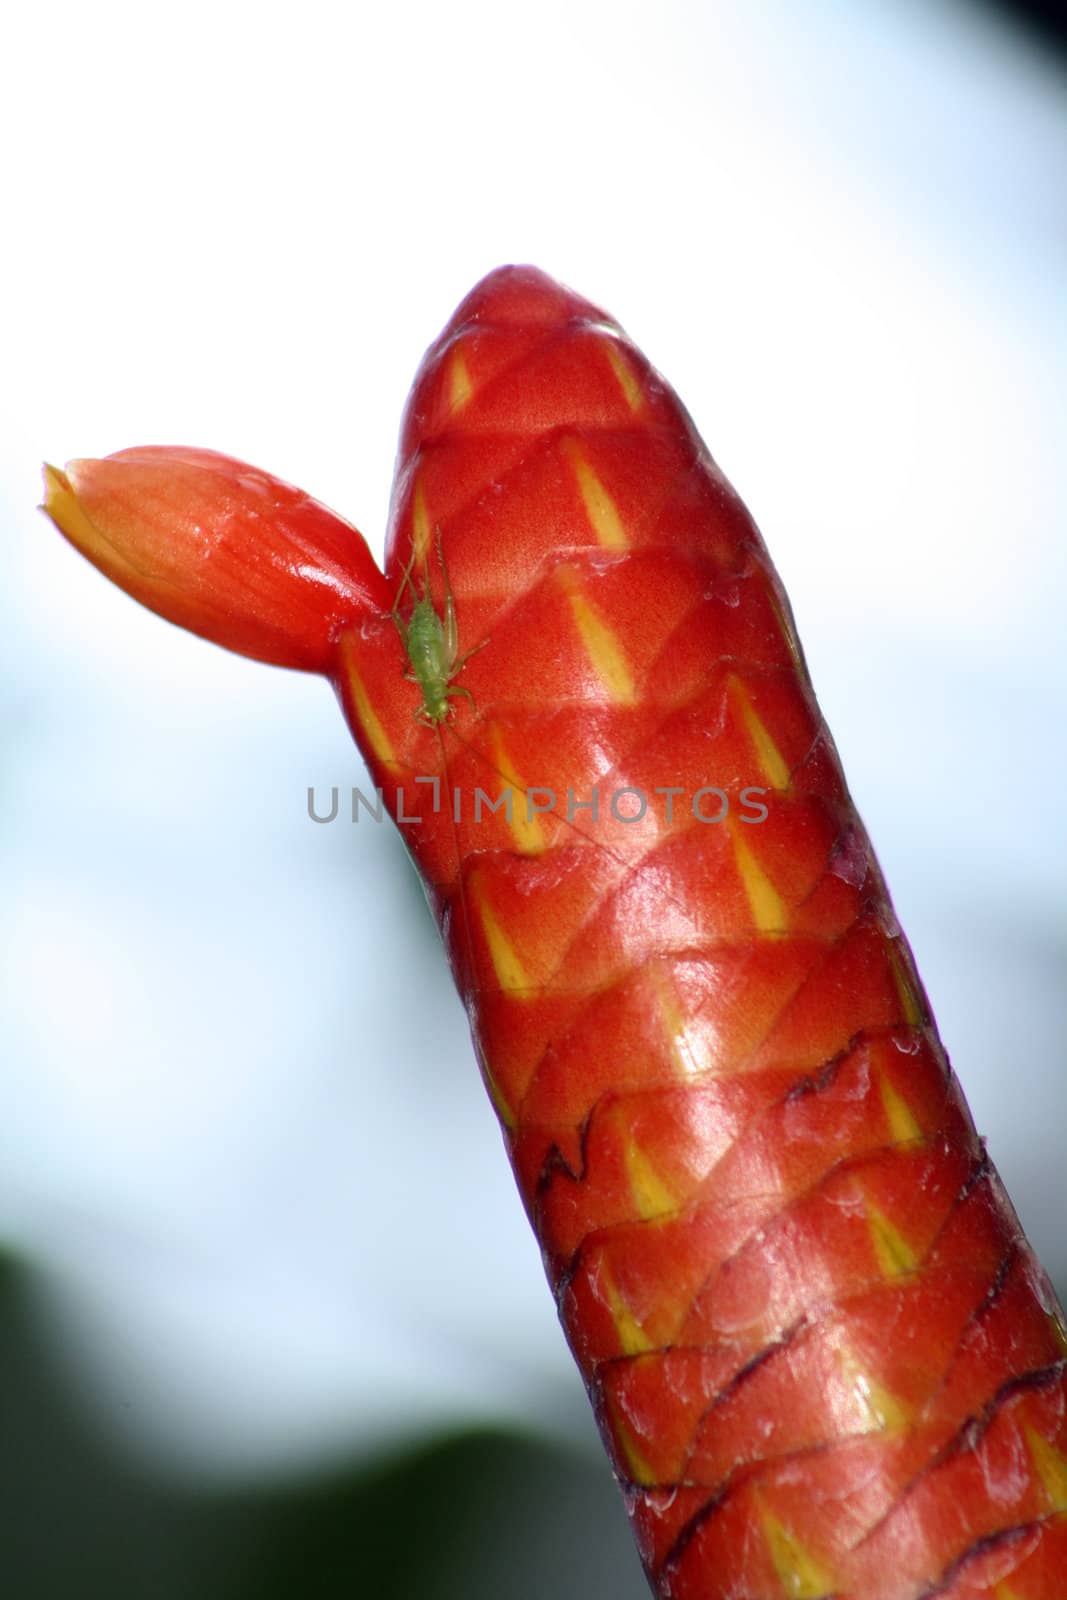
{"left": 759, "top": 1504, "right": 835, "bottom": 1598}
{"left": 475, "top": 1038, "right": 517, "bottom": 1130}
{"left": 558, "top": 565, "right": 636, "bottom": 705}
{"left": 337, "top": 636, "right": 397, "bottom": 770}
{"left": 483, "top": 1066, "right": 516, "bottom": 1130}
{"left": 764, "top": 580, "right": 807, "bottom": 679}
{"left": 866, "top": 1199, "right": 918, "bottom": 1279}
{"left": 603, "top": 1265, "right": 652, "bottom": 1356}
{"left": 1025, "top": 1424, "right": 1067, "bottom": 1511}
{"left": 1051, "top": 1306, "right": 1067, "bottom": 1356}
{"left": 603, "top": 339, "right": 644, "bottom": 411}
{"left": 623, "top": 1135, "right": 676, "bottom": 1220}
{"left": 562, "top": 437, "right": 629, "bottom": 550}
{"left": 473, "top": 881, "right": 531, "bottom": 993}
{"left": 650, "top": 964, "right": 709, "bottom": 1078}
{"left": 447, "top": 347, "right": 473, "bottom": 413}
{"left": 880, "top": 1073, "right": 923, "bottom": 1144}
{"left": 993, "top": 1587, "right": 1023, "bottom": 1600}
{"left": 606, "top": 1391, "right": 657, "bottom": 1486}
{"left": 489, "top": 724, "right": 546, "bottom": 854}
{"left": 652, "top": 966, "right": 688, "bottom": 1075}
{"left": 411, "top": 476, "right": 432, "bottom": 565}
{"left": 730, "top": 821, "right": 788, "bottom": 932}
{"left": 729, "top": 675, "right": 791, "bottom": 790}
{"left": 838, "top": 1347, "right": 908, "bottom": 1433}
{"left": 886, "top": 938, "right": 924, "bottom": 1027}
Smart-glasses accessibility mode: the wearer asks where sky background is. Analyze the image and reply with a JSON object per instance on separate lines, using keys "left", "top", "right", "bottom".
{"left": 1, "top": 0, "right": 1065, "bottom": 1577}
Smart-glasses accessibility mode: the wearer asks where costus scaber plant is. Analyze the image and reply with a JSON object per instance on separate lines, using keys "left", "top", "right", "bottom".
{"left": 43, "top": 266, "right": 1067, "bottom": 1599}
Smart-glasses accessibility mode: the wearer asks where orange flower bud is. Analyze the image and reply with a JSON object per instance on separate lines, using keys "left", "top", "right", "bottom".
{"left": 41, "top": 446, "right": 390, "bottom": 672}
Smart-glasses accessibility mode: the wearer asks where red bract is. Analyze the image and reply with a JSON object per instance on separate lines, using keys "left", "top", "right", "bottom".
{"left": 43, "top": 267, "right": 1067, "bottom": 1599}
{"left": 44, "top": 448, "right": 388, "bottom": 671}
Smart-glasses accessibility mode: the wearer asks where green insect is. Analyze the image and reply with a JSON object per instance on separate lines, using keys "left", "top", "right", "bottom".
{"left": 391, "top": 530, "right": 485, "bottom": 725}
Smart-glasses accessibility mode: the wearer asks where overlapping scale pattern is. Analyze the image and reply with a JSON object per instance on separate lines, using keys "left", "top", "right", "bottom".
{"left": 334, "top": 267, "right": 1067, "bottom": 1599}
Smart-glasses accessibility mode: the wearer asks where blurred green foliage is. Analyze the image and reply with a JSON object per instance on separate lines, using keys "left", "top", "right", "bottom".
{"left": 0, "top": 1249, "right": 649, "bottom": 1598}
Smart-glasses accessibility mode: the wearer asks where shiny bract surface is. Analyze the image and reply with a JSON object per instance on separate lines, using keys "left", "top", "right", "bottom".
{"left": 44, "top": 267, "right": 1067, "bottom": 1599}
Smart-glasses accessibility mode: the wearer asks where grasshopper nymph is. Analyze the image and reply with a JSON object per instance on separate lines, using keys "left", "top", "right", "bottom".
{"left": 391, "top": 529, "right": 485, "bottom": 725}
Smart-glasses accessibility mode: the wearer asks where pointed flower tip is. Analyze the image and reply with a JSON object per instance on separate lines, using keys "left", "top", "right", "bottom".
{"left": 41, "top": 460, "right": 85, "bottom": 544}
{"left": 40, "top": 460, "right": 68, "bottom": 514}
{"left": 42, "top": 460, "right": 127, "bottom": 577}
{"left": 39, "top": 447, "right": 390, "bottom": 674}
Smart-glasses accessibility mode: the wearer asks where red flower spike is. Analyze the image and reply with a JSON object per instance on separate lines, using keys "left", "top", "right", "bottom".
{"left": 43, "top": 267, "right": 1067, "bottom": 1600}
{"left": 42, "top": 446, "right": 390, "bottom": 672}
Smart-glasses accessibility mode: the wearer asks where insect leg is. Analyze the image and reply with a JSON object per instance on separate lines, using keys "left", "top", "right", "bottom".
{"left": 451, "top": 637, "right": 488, "bottom": 675}
{"left": 391, "top": 539, "right": 422, "bottom": 629}
{"left": 431, "top": 525, "right": 462, "bottom": 665}
{"left": 432, "top": 526, "right": 489, "bottom": 674}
